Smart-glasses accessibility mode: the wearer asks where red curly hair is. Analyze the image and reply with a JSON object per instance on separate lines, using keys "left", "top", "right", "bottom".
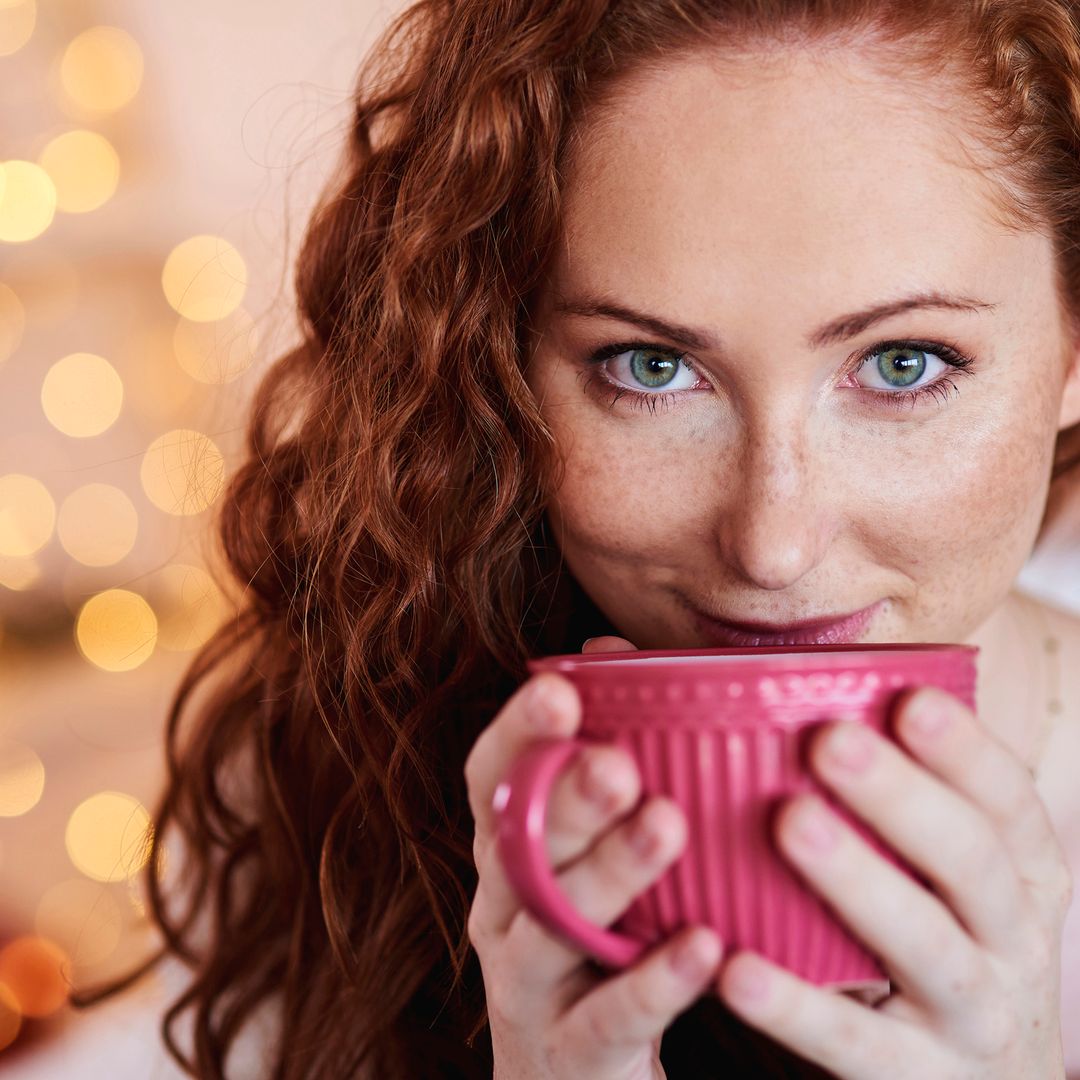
{"left": 79, "top": 1, "right": 1080, "bottom": 1076}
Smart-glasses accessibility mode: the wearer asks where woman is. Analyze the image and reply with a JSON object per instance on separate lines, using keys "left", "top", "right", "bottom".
{"left": 80, "top": 0, "right": 1080, "bottom": 1076}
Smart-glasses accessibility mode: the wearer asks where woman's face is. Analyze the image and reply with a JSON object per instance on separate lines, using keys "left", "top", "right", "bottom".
{"left": 524, "top": 44, "right": 1080, "bottom": 650}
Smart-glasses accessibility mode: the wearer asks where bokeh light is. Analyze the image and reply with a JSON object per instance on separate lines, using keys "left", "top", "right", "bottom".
{"left": 0, "top": 554, "right": 41, "bottom": 592}
{"left": 0, "top": 0, "right": 35, "bottom": 58}
{"left": 57, "top": 483, "right": 138, "bottom": 566}
{"left": 173, "top": 306, "right": 259, "bottom": 383}
{"left": 0, "top": 160, "right": 57, "bottom": 242}
{"left": 0, "top": 937, "right": 69, "bottom": 1019}
{"left": 35, "top": 879, "right": 122, "bottom": 967}
{"left": 0, "top": 740, "right": 45, "bottom": 817}
{"left": 0, "top": 282, "right": 25, "bottom": 363}
{"left": 0, "top": 473, "right": 56, "bottom": 557}
{"left": 39, "top": 130, "right": 120, "bottom": 213}
{"left": 74, "top": 589, "right": 157, "bottom": 671}
{"left": 123, "top": 320, "right": 199, "bottom": 423}
{"left": 0, "top": 982, "right": 20, "bottom": 1053}
{"left": 161, "top": 235, "right": 247, "bottom": 322}
{"left": 152, "top": 563, "right": 229, "bottom": 651}
{"left": 59, "top": 26, "right": 143, "bottom": 114}
{"left": 65, "top": 791, "right": 152, "bottom": 883}
{"left": 41, "top": 352, "right": 124, "bottom": 437}
{"left": 140, "top": 429, "right": 225, "bottom": 516}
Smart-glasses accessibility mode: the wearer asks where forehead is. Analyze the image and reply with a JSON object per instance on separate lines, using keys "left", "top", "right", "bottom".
{"left": 552, "top": 46, "right": 1050, "bottom": 321}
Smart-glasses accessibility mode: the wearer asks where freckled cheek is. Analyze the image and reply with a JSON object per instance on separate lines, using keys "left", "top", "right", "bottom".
{"left": 870, "top": 419, "right": 1050, "bottom": 579}
{"left": 547, "top": 432, "right": 707, "bottom": 559}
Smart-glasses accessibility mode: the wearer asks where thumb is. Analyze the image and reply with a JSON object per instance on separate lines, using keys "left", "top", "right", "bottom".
{"left": 581, "top": 635, "right": 639, "bottom": 653}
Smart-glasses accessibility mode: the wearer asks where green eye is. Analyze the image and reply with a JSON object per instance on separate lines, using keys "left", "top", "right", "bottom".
{"left": 875, "top": 347, "right": 926, "bottom": 388}
{"left": 628, "top": 347, "right": 681, "bottom": 389}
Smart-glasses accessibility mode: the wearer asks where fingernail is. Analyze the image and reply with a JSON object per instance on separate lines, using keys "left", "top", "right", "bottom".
{"left": 630, "top": 806, "right": 664, "bottom": 857}
{"left": 791, "top": 796, "right": 839, "bottom": 851}
{"left": 527, "top": 679, "right": 559, "bottom": 728}
{"left": 906, "top": 692, "right": 951, "bottom": 736}
{"left": 671, "top": 930, "right": 721, "bottom": 980}
{"left": 582, "top": 637, "right": 596, "bottom": 649}
{"left": 822, "top": 722, "right": 874, "bottom": 772}
{"left": 581, "top": 755, "right": 619, "bottom": 808}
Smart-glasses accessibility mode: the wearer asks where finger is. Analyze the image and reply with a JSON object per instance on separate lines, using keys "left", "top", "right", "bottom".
{"left": 804, "top": 709, "right": 1037, "bottom": 960}
{"left": 467, "top": 748, "right": 643, "bottom": 951}
{"left": 494, "top": 796, "right": 688, "bottom": 987}
{"left": 891, "top": 686, "right": 1073, "bottom": 915}
{"left": 582, "top": 636, "right": 638, "bottom": 653}
{"left": 716, "top": 950, "right": 940, "bottom": 1080}
{"left": 773, "top": 791, "right": 991, "bottom": 1017}
{"left": 463, "top": 672, "right": 581, "bottom": 844}
{"left": 545, "top": 743, "right": 641, "bottom": 865}
{"left": 557, "top": 926, "right": 723, "bottom": 1072}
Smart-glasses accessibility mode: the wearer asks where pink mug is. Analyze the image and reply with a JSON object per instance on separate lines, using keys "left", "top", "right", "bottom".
{"left": 493, "top": 642, "right": 978, "bottom": 995}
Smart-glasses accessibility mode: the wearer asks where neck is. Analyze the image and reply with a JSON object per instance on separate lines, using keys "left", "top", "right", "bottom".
{"left": 961, "top": 588, "right": 1058, "bottom": 775}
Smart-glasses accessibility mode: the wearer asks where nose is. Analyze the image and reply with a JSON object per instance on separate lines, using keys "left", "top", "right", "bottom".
{"left": 720, "top": 428, "right": 836, "bottom": 591}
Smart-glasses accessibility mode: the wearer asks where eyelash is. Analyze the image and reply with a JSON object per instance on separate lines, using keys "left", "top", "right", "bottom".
{"left": 578, "top": 338, "right": 977, "bottom": 416}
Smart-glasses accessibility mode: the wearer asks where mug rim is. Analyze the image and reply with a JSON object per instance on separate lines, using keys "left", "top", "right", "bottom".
{"left": 528, "top": 642, "right": 978, "bottom": 678}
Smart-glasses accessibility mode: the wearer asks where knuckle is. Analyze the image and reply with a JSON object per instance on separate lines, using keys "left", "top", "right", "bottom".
{"left": 934, "top": 927, "right": 985, "bottom": 997}
{"left": 819, "top": 1012, "right": 868, "bottom": 1065}
{"left": 966, "top": 1003, "right": 1019, "bottom": 1059}
{"left": 582, "top": 997, "right": 620, "bottom": 1047}
{"left": 466, "top": 893, "right": 492, "bottom": 953}
{"left": 502, "top": 905, "right": 556, "bottom": 971}
{"left": 958, "top": 821, "right": 1004, "bottom": 884}
{"left": 463, "top": 745, "right": 481, "bottom": 794}
{"left": 621, "top": 964, "right": 666, "bottom": 1024}
{"left": 486, "top": 967, "right": 528, "bottom": 1028}
{"left": 1015, "top": 920, "right": 1056, "bottom": 977}
{"left": 1051, "top": 860, "right": 1074, "bottom": 912}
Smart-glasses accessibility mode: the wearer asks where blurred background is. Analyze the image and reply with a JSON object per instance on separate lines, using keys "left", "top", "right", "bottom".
{"left": 0, "top": 0, "right": 398, "bottom": 1071}
{"left": 0, "top": 0, "right": 1078, "bottom": 1074}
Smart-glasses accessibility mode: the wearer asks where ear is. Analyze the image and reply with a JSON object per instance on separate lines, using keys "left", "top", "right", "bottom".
{"left": 1059, "top": 336, "right": 1080, "bottom": 431}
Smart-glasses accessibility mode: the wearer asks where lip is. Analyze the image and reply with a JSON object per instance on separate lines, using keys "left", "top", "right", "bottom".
{"left": 691, "top": 599, "right": 885, "bottom": 647}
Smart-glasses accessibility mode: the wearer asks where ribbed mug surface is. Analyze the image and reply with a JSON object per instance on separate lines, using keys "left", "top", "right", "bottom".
{"left": 508, "top": 643, "right": 978, "bottom": 994}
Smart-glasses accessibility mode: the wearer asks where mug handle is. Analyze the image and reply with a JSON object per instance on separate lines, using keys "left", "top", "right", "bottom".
{"left": 492, "top": 737, "right": 648, "bottom": 969}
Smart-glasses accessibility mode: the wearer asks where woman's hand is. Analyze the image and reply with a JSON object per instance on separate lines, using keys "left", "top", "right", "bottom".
{"left": 715, "top": 686, "right": 1073, "bottom": 1079}
{"left": 464, "top": 635, "right": 721, "bottom": 1079}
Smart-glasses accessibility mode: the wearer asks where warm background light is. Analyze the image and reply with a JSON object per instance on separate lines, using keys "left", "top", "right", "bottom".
{"left": 150, "top": 563, "right": 229, "bottom": 651}
{"left": 0, "top": 160, "right": 56, "bottom": 243}
{"left": 34, "top": 879, "right": 123, "bottom": 967}
{"left": 0, "top": 937, "right": 69, "bottom": 1019}
{"left": 139, "top": 428, "right": 225, "bottom": 516}
{"left": 74, "top": 589, "right": 157, "bottom": 671}
{"left": 12, "top": 252, "right": 80, "bottom": 321}
{"left": 38, "top": 130, "right": 120, "bottom": 214}
{"left": 40, "top": 352, "right": 124, "bottom": 437}
{"left": 59, "top": 25, "right": 143, "bottom": 114}
{"left": 64, "top": 791, "right": 152, "bottom": 884}
{"left": 161, "top": 234, "right": 247, "bottom": 322}
{"left": 0, "top": 283, "right": 25, "bottom": 363}
{"left": 0, "top": 740, "right": 45, "bottom": 817}
{"left": 0, "top": 473, "right": 55, "bottom": 558}
{"left": 0, "top": 0, "right": 35, "bottom": 58}
{"left": 124, "top": 320, "right": 200, "bottom": 423}
{"left": 0, "top": 982, "right": 20, "bottom": 1053}
{"left": 0, "top": 555, "right": 41, "bottom": 591}
{"left": 173, "top": 307, "right": 259, "bottom": 383}
{"left": 57, "top": 484, "right": 138, "bottom": 566}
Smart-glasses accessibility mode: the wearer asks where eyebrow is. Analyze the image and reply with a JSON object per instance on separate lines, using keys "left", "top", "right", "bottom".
{"left": 552, "top": 289, "right": 998, "bottom": 352}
